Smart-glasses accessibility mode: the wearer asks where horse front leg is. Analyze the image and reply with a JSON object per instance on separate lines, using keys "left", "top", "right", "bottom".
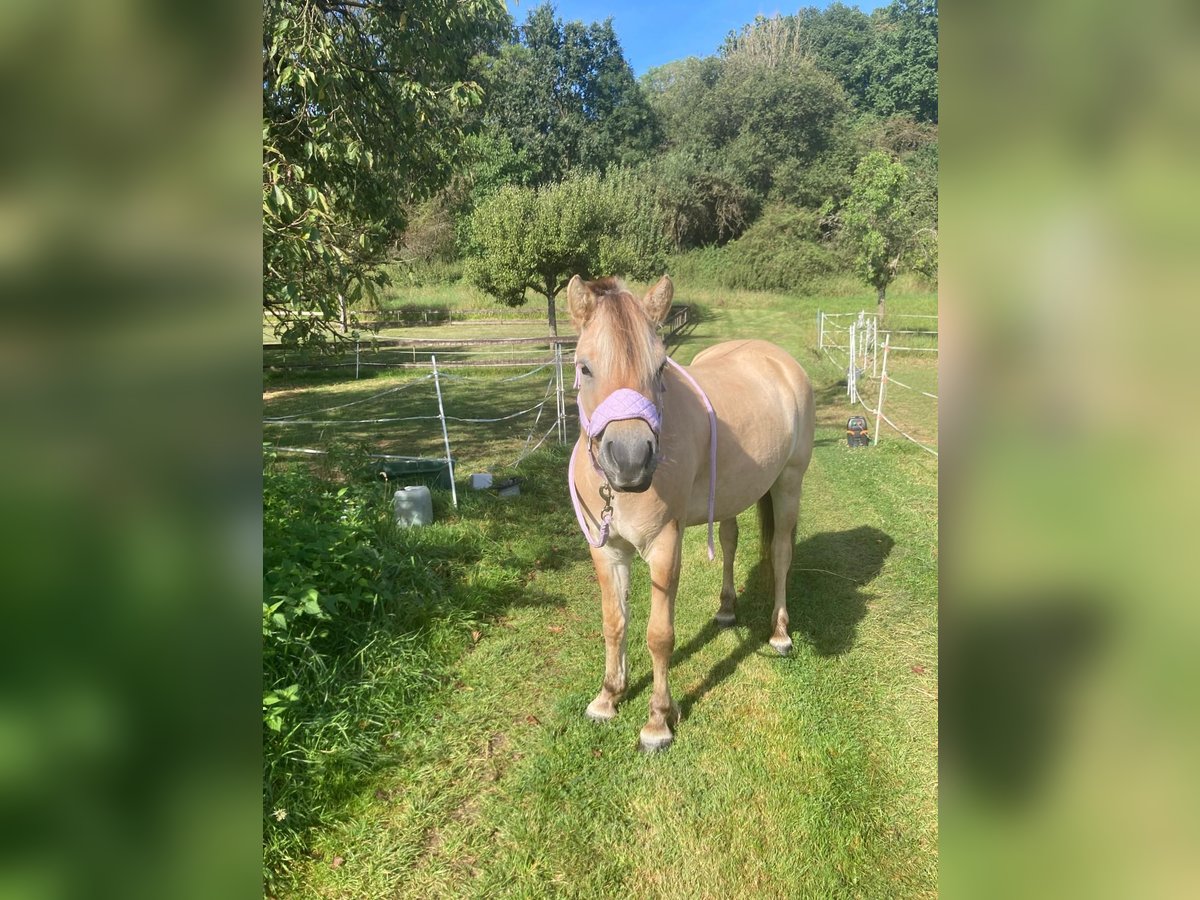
{"left": 585, "top": 542, "right": 633, "bottom": 722}
{"left": 640, "top": 520, "right": 682, "bottom": 752}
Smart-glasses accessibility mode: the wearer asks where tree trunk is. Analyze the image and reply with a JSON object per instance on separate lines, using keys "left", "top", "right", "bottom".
{"left": 876, "top": 285, "right": 886, "bottom": 322}
{"left": 338, "top": 293, "right": 348, "bottom": 332}
{"left": 546, "top": 292, "right": 558, "bottom": 337}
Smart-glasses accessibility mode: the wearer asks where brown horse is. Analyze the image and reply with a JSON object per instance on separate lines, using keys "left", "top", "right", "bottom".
{"left": 567, "top": 274, "right": 815, "bottom": 751}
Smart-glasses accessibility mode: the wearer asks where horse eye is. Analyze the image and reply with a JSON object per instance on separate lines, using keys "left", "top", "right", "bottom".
{"left": 580, "top": 365, "right": 592, "bottom": 377}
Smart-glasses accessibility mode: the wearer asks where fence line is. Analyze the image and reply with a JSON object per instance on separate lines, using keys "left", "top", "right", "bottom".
{"left": 873, "top": 405, "right": 936, "bottom": 453}
{"left": 822, "top": 311, "right": 938, "bottom": 320}
{"left": 263, "top": 383, "right": 558, "bottom": 428}
{"left": 880, "top": 372, "right": 939, "bottom": 401}
{"left": 820, "top": 316, "right": 938, "bottom": 459}
{"left": 860, "top": 336, "right": 939, "bottom": 457}
{"left": 264, "top": 413, "right": 445, "bottom": 426}
{"left": 444, "top": 394, "right": 554, "bottom": 424}
{"left": 265, "top": 350, "right": 575, "bottom": 482}
{"left": 437, "top": 360, "right": 559, "bottom": 383}
{"left": 268, "top": 446, "right": 438, "bottom": 462}
{"left": 263, "top": 375, "right": 433, "bottom": 422}
{"left": 855, "top": 390, "right": 939, "bottom": 457}
{"left": 515, "top": 409, "right": 561, "bottom": 468}
{"left": 265, "top": 306, "right": 689, "bottom": 375}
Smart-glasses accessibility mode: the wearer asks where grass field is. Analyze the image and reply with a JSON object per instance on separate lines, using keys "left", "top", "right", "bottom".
{"left": 263, "top": 281, "right": 938, "bottom": 898}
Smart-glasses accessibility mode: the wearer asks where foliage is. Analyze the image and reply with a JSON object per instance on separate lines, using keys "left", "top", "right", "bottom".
{"left": 480, "top": 3, "right": 660, "bottom": 187}
{"left": 460, "top": 125, "right": 540, "bottom": 204}
{"left": 865, "top": 1, "right": 939, "bottom": 124}
{"left": 902, "top": 142, "right": 939, "bottom": 282}
{"left": 712, "top": 59, "right": 852, "bottom": 201}
{"left": 668, "top": 204, "right": 849, "bottom": 293}
{"left": 639, "top": 58, "right": 763, "bottom": 247}
{"left": 263, "top": 0, "right": 509, "bottom": 346}
{"left": 636, "top": 150, "right": 758, "bottom": 249}
{"left": 641, "top": 56, "right": 724, "bottom": 157}
{"left": 791, "top": 3, "right": 876, "bottom": 110}
{"left": 839, "top": 150, "right": 914, "bottom": 307}
{"left": 381, "top": 2, "right": 936, "bottom": 285}
{"left": 722, "top": 3, "right": 937, "bottom": 124}
{"left": 463, "top": 169, "right": 670, "bottom": 334}
{"left": 642, "top": 36, "right": 853, "bottom": 247}
{"left": 262, "top": 449, "right": 523, "bottom": 884}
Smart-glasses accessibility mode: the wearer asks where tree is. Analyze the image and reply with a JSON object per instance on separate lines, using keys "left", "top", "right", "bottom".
{"left": 865, "top": 0, "right": 939, "bottom": 123}
{"left": 840, "top": 150, "right": 913, "bottom": 317}
{"left": 463, "top": 170, "right": 669, "bottom": 335}
{"left": 792, "top": 4, "right": 875, "bottom": 109}
{"left": 480, "top": 3, "right": 660, "bottom": 187}
{"left": 643, "top": 22, "right": 853, "bottom": 247}
{"left": 712, "top": 58, "right": 851, "bottom": 200}
{"left": 902, "top": 142, "right": 938, "bottom": 283}
{"left": 262, "top": 0, "right": 508, "bottom": 346}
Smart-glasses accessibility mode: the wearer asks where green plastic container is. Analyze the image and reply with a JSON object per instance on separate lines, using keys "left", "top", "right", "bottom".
{"left": 374, "top": 458, "right": 453, "bottom": 490}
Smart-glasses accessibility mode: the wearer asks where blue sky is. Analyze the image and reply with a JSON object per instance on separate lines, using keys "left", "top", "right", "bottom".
{"left": 504, "top": 1, "right": 891, "bottom": 76}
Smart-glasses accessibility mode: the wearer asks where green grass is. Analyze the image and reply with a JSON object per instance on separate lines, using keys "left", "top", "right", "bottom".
{"left": 263, "top": 281, "right": 937, "bottom": 899}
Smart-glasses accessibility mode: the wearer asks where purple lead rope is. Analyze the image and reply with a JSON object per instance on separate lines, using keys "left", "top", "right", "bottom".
{"left": 568, "top": 444, "right": 611, "bottom": 547}
{"left": 568, "top": 357, "right": 717, "bottom": 559}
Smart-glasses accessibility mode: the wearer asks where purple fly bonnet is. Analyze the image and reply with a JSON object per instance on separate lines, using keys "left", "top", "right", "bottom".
{"left": 575, "top": 366, "right": 662, "bottom": 440}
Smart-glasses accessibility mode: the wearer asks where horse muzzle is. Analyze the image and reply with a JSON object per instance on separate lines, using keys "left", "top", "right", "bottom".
{"left": 597, "top": 425, "right": 658, "bottom": 492}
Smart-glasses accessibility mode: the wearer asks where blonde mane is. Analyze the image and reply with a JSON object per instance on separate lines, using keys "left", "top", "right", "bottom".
{"left": 585, "top": 278, "right": 662, "bottom": 388}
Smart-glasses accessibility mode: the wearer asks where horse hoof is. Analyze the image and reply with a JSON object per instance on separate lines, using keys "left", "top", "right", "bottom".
{"left": 769, "top": 635, "right": 793, "bottom": 655}
{"left": 638, "top": 728, "right": 674, "bottom": 753}
{"left": 585, "top": 699, "right": 617, "bottom": 722}
{"left": 714, "top": 611, "right": 736, "bottom": 627}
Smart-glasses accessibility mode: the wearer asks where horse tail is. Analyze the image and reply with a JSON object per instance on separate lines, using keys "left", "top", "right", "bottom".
{"left": 757, "top": 492, "right": 774, "bottom": 562}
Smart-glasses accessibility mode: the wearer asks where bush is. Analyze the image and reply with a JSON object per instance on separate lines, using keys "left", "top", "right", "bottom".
{"left": 669, "top": 204, "right": 851, "bottom": 293}
{"left": 262, "top": 451, "right": 521, "bottom": 886}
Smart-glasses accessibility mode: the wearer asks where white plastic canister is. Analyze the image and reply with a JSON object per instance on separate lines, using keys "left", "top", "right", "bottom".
{"left": 393, "top": 485, "right": 433, "bottom": 528}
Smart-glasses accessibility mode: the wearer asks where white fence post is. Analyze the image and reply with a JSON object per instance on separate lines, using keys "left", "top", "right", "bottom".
{"left": 872, "top": 317, "right": 878, "bottom": 378}
{"left": 874, "top": 337, "right": 890, "bottom": 446}
{"left": 430, "top": 355, "right": 458, "bottom": 508}
{"left": 818, "top": 310, "right": 823, "bottom": 350}
{"left": 848, "top": 323, "right": 857, "bottom": 403}
{"left": 355, "top": 340, "right": 360, "bottom": 380}
{"left": 554, "top": 341, "right": 566, "bottom": 444}
{"left": 859, "top": 316, "right": 866, "bottom": 374}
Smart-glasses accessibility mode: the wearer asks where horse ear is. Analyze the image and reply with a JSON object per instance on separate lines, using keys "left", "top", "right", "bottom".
{"left": 641, "top": 275, "right": 674, "bottom": 325}
{"left": 567, "top": 275, "right": 595, "bottom": 330}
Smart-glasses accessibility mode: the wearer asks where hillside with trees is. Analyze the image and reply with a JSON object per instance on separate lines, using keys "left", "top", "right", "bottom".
{"left": 263, "top": 0, "right": 938, "bottom": 343}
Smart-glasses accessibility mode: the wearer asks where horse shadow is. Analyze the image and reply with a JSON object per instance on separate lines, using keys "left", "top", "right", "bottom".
{"left": 626, "top": 525, "right": 894, "bottom": 716}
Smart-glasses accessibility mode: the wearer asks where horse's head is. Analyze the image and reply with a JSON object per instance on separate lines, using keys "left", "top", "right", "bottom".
{"left": 568, "top": 274, "right": 673, "bottom": 493}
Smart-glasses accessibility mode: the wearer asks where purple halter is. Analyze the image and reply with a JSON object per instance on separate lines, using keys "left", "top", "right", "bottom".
{"left": 577, "top": 389, "right": 662, "bottom": 449}
{"left": 569, "top": 358, "right": 717, "bottom": 560}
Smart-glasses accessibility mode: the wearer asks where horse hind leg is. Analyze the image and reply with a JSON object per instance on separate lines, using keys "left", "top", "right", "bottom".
{"left": 763, "top": 477, "right": 803, "bottom": 655}
{"left": 715, "top": 517, "right": 739, "bottom": 627}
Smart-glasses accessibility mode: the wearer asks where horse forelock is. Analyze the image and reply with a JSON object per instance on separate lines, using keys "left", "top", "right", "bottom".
{"left": 586, "top": 285, "right": 661, "bottom": 388}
